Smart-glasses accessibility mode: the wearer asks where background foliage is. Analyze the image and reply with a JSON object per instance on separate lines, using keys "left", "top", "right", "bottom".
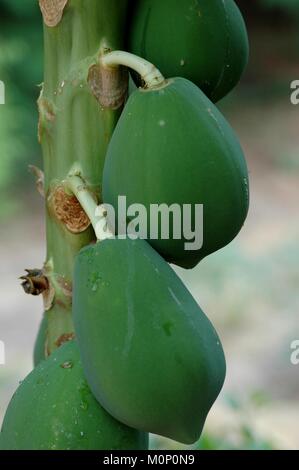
{"left": 0, "top": 0, "right": 42, "bottom": 214}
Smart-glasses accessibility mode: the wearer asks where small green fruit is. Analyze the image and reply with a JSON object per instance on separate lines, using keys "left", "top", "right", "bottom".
{"left": 73, "top": 238, "right": 226, "bottom": 444}
{"left": 103, "top": 77, "right": 249, "bottom": 269}
{"left": 0, "top": 341, "right": 148, "bottom": 450}
{"left": 128, "top": 0, "right": 249, "bottom": 102}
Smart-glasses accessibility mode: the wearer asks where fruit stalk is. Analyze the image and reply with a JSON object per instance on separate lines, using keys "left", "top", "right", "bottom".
{"left": 38, "top": 0, "right": 129, "bottom": 355}
{"left": 101, "top": 51, "right": 165, "bottom": 88}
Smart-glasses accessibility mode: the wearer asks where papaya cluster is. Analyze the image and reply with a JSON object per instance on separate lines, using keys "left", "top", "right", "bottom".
{"left": 0, "top": 0, "right": 249, "bottom": 450}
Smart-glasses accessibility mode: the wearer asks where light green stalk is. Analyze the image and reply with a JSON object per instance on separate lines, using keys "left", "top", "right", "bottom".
{"left": 38, "top": 0, "right": 129, "bottom": 354}
{"left": 101, "top": 50, "right": 165, "bottom": 88}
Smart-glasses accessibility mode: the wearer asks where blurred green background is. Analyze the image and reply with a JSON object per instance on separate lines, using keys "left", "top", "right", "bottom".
{"left": 0, "top": 0, "right": 299, "bottom": 450}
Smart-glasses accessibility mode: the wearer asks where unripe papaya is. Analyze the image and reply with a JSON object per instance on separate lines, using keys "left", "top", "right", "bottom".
{"left": 0, "top": 341, "right": 148, "bottom": 450}
{"left": 33, "top": 315, "right": 47, "bottom": 367}
{"left": 103, "top": 77, "right": 249, "bottom": 269}
{"left": 73, "top": 238, "right": 226, "bottom": 444}
{"left": 128, "top": 0, "right": 249, "bottom": 102}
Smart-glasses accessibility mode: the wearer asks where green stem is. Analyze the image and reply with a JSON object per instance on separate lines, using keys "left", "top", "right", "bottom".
{"left": 39, "top": 0, "right": 129, "bottom": 355}
{"left": 101, "top": 51, "right": 165, "bottom": 88}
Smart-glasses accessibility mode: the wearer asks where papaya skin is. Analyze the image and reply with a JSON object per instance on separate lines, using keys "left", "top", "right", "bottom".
{"left": 128, "top": 0, "right": 249, "bottom": 102}
{"left": 0, "top": 341, "right": 148, "bottom": 450}
{"left": 103, "top": 77, "right": 249, "bottom": 269}
{"left": 73, "top": 238, "right": 226, "bottom": 444}
{"left": 33, "top": 315, "right": 47, "bottom": 367}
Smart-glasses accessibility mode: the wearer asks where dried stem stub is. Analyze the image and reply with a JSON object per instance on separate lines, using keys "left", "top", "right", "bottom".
{"left": 20, "top": 268, "right": 55, "bottom": 311}
{"left": 20, "top": 269, "right": 49, "bottom": 296}
{"left": 39, "top": 0, "right": 68, "bottom": 28}
{"left": 29, "top": 165, "right": 45, "bottom": 198}
{"left": 88, "top": 63, "right": 128, "bottom": 110}
{"left": 55, "top": 333, "right": 75, "bottom": 348}
{"left": 48, "top": 185, "right": 91, "bottom": 234}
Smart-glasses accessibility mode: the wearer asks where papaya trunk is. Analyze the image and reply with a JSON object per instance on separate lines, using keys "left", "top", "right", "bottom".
{"left": 38, "top": 0, "right": 129, "bottom": 354}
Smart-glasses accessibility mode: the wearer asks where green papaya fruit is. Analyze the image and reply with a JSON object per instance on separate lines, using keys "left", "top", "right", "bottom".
{"left": 33, "top": 315, "right": 47, "bottom": 367}
{"left": 128, "top": 0, "right": 249, "bottom": 102}
{"left": 73, "top": 238, "right": 226, "bottom": 444}
{"left": 103, "top": 77, "right": 249, "bottom": 269}
{"left": 0, "top": 341, "right": 148, "bottom": 450}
